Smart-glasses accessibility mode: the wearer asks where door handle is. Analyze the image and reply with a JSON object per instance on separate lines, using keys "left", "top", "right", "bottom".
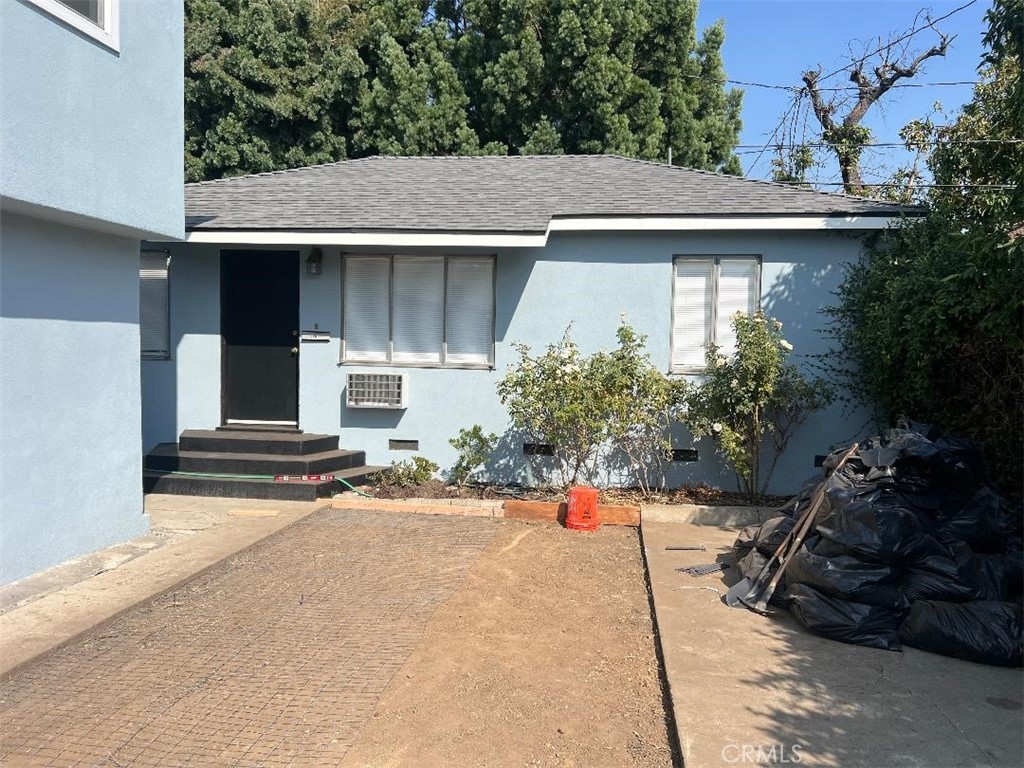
{"left": 291, "top": 346, "right": 299, "bottom": 354}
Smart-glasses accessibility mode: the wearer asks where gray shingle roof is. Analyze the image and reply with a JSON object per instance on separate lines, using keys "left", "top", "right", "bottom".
{"left": 185, "top": 155, "right": 913, "bottom": 233}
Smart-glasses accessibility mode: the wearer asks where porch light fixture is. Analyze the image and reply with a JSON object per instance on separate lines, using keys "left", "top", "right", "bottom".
{"left": 306, "top": 247, "right": 323, "bottom": 276}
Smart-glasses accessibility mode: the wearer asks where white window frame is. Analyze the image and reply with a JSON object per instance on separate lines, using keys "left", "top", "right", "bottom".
{"left": 140, "top": 249, "right": 170, "bottom": 360}
{"left": 671, "top": 255, "right": 761, "bottom": 374}
{"left": 340, "top": 254, "right": 496, "bottom": 369}
{"left": 24, "top": 0, "right": 120, "bottom": 52}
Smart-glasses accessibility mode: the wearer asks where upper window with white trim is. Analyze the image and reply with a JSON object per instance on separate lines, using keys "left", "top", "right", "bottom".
{"left": 342, "top": 255, "right": 495, "bottom": 368}
{"left": 140, "top": 250, "right": 170, "bottom": 360}
{"left": 26, "top": 0, "right": 120, "bottom": 51}
{"left": 671, "top": 256, "right": 760, "bottom": 373}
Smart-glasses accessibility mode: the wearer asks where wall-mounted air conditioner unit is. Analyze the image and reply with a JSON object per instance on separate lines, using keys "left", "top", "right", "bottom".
{"left": 346, "top": 372, "right": 409, "bottom": 409}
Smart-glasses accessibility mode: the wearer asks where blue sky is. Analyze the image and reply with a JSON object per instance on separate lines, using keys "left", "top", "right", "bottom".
{"left": 695, "top": 0, "right": 991, "bottom": 185}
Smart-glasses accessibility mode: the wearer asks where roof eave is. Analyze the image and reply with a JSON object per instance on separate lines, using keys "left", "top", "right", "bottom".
{"left": 174, "top": 213, "right": 911, "bottom": 247}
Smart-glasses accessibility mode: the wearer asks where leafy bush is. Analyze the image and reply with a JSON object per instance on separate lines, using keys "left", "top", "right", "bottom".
{"left": 592, "top": 323, "right": 683, "bottom": 495}
{"left": 680, "top": 311, "right": 832, "bottom": 501}
{"left": 448, "top": 425, "right": 498, "bottom": 486}
{"left": 824, "top": 8, "right": 1022, "bottom": 496}
{"left": 497, "top": 328, "right": 607, "bottom": 487}
{"left": 378, "top": 456, "right": 439, "bottom": 488}
{"left": 497, "top": 320, "right": 679, "bottom": 490}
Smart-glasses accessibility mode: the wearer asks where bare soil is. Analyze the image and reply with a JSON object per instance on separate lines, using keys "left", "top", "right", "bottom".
{"left": 340, "top": 520, "right": 678, "bottom": 767}
{"left": 370, "top": 478, "right": 788, "bottom": 508}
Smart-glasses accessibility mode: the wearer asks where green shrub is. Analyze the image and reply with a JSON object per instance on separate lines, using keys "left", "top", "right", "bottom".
{"left": 680, "top": 311, "right": 832, "bottom": 501}
{"left": 378, "top": 456, "right": 439, "bottom": 487}
{"left": 449, "top": 425, "right": 498, "bottom": 486}
{"left": 497, "top": 320, "right": 679, "bottom": 491}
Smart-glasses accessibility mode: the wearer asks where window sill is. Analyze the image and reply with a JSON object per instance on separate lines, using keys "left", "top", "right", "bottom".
{"left": 339, "top": 360, "right": 494, "bottom": 371}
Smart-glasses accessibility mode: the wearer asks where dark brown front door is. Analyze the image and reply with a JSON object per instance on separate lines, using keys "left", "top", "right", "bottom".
{"left": 221, "top": 250, "right": 299, "bottom": 425}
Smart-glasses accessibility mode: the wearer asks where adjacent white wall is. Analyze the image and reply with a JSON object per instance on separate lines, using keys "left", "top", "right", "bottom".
{"left": 145, "top": 229, "right": 873, "bottom": 495}
{"left": 1, "top": 212, "right": 148, "bottom": 584}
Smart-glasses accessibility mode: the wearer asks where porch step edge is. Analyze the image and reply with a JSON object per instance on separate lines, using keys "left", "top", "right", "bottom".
{"left": 145, "top": 445, "right": 366, "bottom": 475}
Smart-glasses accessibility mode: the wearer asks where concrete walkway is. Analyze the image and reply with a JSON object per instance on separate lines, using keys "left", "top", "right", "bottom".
{"left": 0, "top": 508, "right": 496, "bottom": 765}
{"left": 0, "top": 495, "right": 323, "bottom": 676}
{"left": 643, "top": 518, "right": 1024, "bottom": 768}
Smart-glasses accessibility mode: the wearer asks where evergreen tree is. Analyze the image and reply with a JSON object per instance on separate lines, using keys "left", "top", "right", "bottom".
{"left": 184, "top": 0, "right": 744, "bottom": 179}
{"left": 352, "top": 23, "right": 485, "bottom": 156}
{"left": 184, "top": 0, "right": 366, "bottom": 182}
{"left": 638, "top": 0, "right": 742, "bottom": 173}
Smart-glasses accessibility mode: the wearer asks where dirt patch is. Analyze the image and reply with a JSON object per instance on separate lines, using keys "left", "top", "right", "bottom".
{"left": 369, "top": 479, "right": 788, "bottom": 508}
{"left": 340, "top": 520, "right": 677, "bottom": 767}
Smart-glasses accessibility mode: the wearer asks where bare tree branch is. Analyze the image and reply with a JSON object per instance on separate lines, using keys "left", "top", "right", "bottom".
{"left": 800, "top": 16, "right": 953, "bottom": 195}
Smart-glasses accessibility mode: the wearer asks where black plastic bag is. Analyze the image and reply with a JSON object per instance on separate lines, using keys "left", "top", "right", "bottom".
{"left": 737, "top": 548, "right": 768, "bottom": 581}
{"left": 899, "top": 601, "right": 1024, "bottom": 667}
{"left": 733, "top": 525, "right": 759, "bottom": 557}
{"left": 787, "top": 550, "right": 907, "bottom": 609}
{"left": 900, "top": 567, "right": 978, "bottom": 603}
{"left": 816, "top": 492, "right": 926, "bottom": 564}
{"left": 787, "top": 583, "right": 905, "bottom": 651}
{"left": 937, "top": 487, "right": 1021, "bottom": 554}
{"left": 968, "top": 552, "right": 1024, "bottom": 602}
{"left": 776, "top": 478, "right": 820, "bottom": 519}
{"left": 754, "top": 516, "right": 795, "bottom": 557}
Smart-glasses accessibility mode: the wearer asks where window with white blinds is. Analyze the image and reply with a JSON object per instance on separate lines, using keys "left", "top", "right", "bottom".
{"left": 671, "top": 256, "right": 760, "bottom": 372}
{"left": 140, "top": 251, "right": 170, "bottom": 360}
{"left": 342, "top": 255, "right": 495, "bottom": 367}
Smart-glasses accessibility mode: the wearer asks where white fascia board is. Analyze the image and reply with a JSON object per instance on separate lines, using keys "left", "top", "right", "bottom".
{"left": 179, "top": 214, "right": 901, "bottom": 247}
{"left": 547, "top": 216, "right": 900, "bottom": 232}
{"left": 182, "top": 230, "right": 548, "bottom": 248}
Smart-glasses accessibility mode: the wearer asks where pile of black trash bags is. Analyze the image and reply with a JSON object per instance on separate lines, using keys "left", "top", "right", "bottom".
{"left": 733, "top": 422, "right": 1023, "bottom": 666}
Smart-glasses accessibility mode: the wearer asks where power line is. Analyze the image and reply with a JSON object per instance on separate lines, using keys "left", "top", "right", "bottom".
{"left": 732, "top": 138, "right": 1024, "bottom": 155}
{"left": 815, "top": 0, "right": 981, "bottom": 83}
{"left": 723, "top": 78, "right": 978, "bottom": 92}
{"left": 788, "top": 181, "right": 1017, "bottom": 189}
{"left": 743, "top": 93, "right": 800, "bottom": 178}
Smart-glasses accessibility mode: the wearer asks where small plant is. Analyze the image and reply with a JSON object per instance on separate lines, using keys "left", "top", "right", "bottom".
{"left": 378, "top": 456, "right": 439, "bottom": 488}
{"left": 449, "top": 425, "right": 498, "bottom": 486}
{"left": 680, "top": 311, "right": 833, "bottom": 501}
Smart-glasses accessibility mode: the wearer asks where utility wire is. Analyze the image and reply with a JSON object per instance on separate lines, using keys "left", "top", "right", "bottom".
{"left": 743, "top": 94, "right": 800, "bottom": 178}
{"left": 814, "top": 0, "right": 981, "bottom": 83}
{"left": 787, "top": 181, "right": 1017, "bottom": 189}
{"left": 735, "top": 138, "right": 1024, "bottom": 149}
{"left": 723, "top": 77, "right": 977, "bottom": 91}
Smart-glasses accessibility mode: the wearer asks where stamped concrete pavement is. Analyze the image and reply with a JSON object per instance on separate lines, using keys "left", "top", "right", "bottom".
{"left": 0, "top": 509, "right": 496, "bottom": 766}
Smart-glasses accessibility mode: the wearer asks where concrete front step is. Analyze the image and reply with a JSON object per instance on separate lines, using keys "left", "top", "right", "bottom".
{"left": 178, "top": 429, "right": 339, "bottom": 456}
{"left": 145, "top": 444, "right": 367, "bottom": 476}
{"left": 143, "top": 466, "right": 386, "bottom": 502}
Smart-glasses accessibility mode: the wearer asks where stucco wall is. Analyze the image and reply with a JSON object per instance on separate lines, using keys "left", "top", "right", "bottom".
{"left": 0, "top": 0, "right": 184, "bottom": 239}
{"left": 0, "top": 211, "right": 148, "bottom": 584}
{"left": 144, "top": 230, "right": 872, "bottom": 494}
{"left": 141, "top": 243, "right": 222, "bottom": 450}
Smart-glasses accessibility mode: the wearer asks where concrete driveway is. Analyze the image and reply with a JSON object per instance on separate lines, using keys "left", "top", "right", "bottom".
{"left": 0, "top": 509, "right": 495, "bottom": 766}
{"left": 643, "top": 518, "right": 1024, "bottom": 768}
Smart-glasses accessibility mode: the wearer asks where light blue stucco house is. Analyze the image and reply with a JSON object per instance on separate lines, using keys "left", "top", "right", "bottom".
{"left": 141, "top": 156, "right": 912, "bottom": 497}
{"left": 1, "top": 0, "right": 184, "bottom": 584}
